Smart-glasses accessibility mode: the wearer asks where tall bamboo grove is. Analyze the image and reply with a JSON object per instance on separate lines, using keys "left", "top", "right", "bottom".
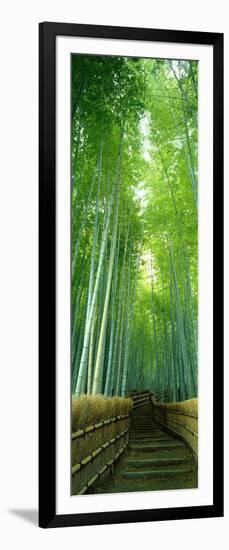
{"left": 71, "top": 56, "right": 198, "bottom": 402}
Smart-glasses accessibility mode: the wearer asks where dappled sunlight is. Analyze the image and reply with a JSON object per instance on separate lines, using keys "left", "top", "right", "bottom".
{"left": 71, "top": 54, "right": 198, "bottom": 403}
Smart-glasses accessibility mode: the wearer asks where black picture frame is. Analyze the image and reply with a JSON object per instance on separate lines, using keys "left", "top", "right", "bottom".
{"left": 39, "top": 21, "right": 224, "bottom": 528}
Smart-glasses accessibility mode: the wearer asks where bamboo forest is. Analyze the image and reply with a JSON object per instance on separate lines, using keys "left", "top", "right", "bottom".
{"left": 71, "top": 54, "right": 198, "bottom": 402}
{"left": 71, "top": 55, "right": 198, "bottom": 495}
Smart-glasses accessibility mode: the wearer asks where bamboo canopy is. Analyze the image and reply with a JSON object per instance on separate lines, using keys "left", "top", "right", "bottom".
{"left": 71, "top": 55, "right": 198, "bottom": 402}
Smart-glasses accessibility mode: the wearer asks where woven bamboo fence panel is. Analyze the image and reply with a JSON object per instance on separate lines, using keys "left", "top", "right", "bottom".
{"left": 72, "top": 414, "right": 130, "bottom": 494}
{"left": 151, "top": 396, "right": 198, "bottom": 457}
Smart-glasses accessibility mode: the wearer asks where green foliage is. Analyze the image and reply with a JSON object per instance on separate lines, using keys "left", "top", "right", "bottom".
{"left": 71, "top": 54, "right": 198, "bottom": 402}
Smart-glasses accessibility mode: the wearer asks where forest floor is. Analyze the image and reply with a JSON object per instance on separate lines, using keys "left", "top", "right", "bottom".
{"left": 92, "top": 403, "right": 197, "bottom": 494}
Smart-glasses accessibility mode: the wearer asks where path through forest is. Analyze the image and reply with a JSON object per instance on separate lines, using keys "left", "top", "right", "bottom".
{"left": 92, "top": 403, "right": 197, "bottom": 493}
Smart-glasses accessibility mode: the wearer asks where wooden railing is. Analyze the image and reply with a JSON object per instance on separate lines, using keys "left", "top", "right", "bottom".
{"left": 151, "top": 395, "right": 198, "bottom": 457}
{"left": 129, "top": 390, "right": 150, "bottom": 408}
{"left": 72, "top": 414, "right": 130, "bottom": 494}
{"left": 152, "top": 389, "right": 174, "bottom": 403}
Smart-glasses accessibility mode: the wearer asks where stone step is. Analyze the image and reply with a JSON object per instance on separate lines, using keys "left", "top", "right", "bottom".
{"left": 132, "top": 417, "right": 153, "bottom": 420}
{"left": 132, "top": 423, "right": 155, "bottom": 426}
{"left": 132, "top": 416, "right": 153, "bottom": 420}
{"left": 132, "top": 412, "right": 152, "bottom": 415}
{"left": 131, "top": 430, "right": 165, "bottom": 434}
{"left": 131, "top": 430, "right": 164, "bottom": 435}
{"left": 131, "top": 434, "right": 166, "bottom": 438}
{"left": 131, "top": 434, "right": 164, "bottom": 439}
{"left": 131, "top": 418, "right": 153, "bottom": 426}
{"left": 133, "top": 426, "right": 164, "bottom": 429}
{"left": 132, "top": 430, "right": 166, "bottom": 434}
{"left": 125, "top": 457, "right": 190, "bottom": 468}
{"left": 131, "top": 432, "right": 158, "bottom": 435}
{"left": 132, "top": 418, "right": 153, "bottom": 422}
{"left": 132, "top": 426, "right": 154, "bottom": 429}
{"left": 131, "top": 429, "right": 158, "bottom": 433}
{"left": 131, "top": 425, "right": 157, "bottom": 429}
{"left": 131, "top": 434, "right": 170, "bottom": 439}
{"left": 131, "top": 434, "right": 171, "bottom": 439}
{"left": 131, "top": 424, "right": 160, "bottom": 427}
{"left": 131, "top": 438, "right": 172, "bottom": 444}
{"left": 131, "top": 428, "right": 155, "bottom": 431}
{"left": 132, "top": 419, "right": 153, "bottom": 422}
{"left": 131, "top": 422, "right": 154, "bottom": 426}
{"left": 130, "top": 442, "right": 183, "bottom": 451}
{"left": 122, "top": 468, "right": 192, "bottom": 480}
{"left": 132, "top": 424, "right": 154, "bottom": 427}
{"left": 131, "top": 438, "right": 166, "bottom": 442}
{"left": 132, "top": 414, "right": 154, "bottom": 417}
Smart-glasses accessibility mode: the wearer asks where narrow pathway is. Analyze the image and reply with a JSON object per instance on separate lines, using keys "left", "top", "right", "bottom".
{"left": 93, "top": 402, "right": 197, "bottom": 493}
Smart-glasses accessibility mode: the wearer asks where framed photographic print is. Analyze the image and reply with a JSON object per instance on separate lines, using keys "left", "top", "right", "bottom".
{"left": 39, "top": 22, "right": 224, "bottom": 528}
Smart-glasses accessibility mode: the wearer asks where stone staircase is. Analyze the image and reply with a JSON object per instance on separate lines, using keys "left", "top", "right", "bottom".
{"left": 93, "top": 402, "right": 197, "bottom": 494}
